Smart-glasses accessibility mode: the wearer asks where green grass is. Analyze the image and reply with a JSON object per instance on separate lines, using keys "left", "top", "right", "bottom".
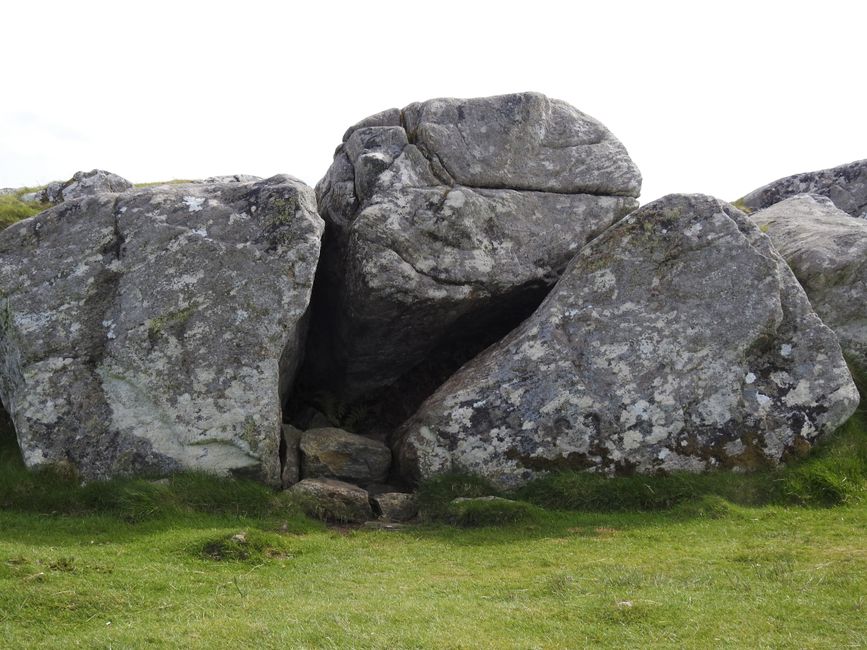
{"left": 0, "top": 369, "right": 865, "bottom": 647}
{"left": 133, "top": 179, "right": 193, "bottom": 188}
{"left": 0, "top": 188, "right": 50, "bottom": 230}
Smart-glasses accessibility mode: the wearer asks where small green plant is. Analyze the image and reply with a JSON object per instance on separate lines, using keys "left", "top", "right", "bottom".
{"left": 731, "top": 197, "right": 754, "bottom": 214}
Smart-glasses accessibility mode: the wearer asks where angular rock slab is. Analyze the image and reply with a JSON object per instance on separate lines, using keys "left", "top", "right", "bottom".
{"left": 751, "top": 194, "right": 867, "bottom": 370}
{"left": 397, "top": 194, "right": 859, "bottom": 488}
{"left": 300, "top": 427, "right": 391, "bottom": 484}
{"left": 739, "top": 159, "right": 867, "bottom": 218}
{"left": 0, "top": 175, "right": 323, "bottom": 484}
{"left": 313, "top": 91, "right": 641, "bottom": 399}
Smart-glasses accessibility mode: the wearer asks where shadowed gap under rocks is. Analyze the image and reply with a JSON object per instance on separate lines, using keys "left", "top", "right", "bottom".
{"left": 0, "top": 399, "right": 21, "bottom": 464}
{"left": 285, "top": 224, "right": 552, "bottom": 461}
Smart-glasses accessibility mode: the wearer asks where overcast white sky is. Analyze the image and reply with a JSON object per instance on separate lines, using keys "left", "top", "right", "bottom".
{"left": 1, "top": 0, "right": 864, "bottom": 204}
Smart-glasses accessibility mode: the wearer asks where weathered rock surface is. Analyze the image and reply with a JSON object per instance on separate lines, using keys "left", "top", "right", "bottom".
{"left": 739, "top": 159, "right": 867, "bottom": 218}
{"left": 21, "top": 169, "right": 132, "bottom": 204}
{"left": 751, "top": 194, "right": 867, "bottom": 370}
{"left": 281, "top": 424, "right": 303, "bottom": 488}
{"left": 396, "top": 194, "right": 859, "bottom": 488}
{"left": 310, "top": 92, "right": 641, "bottom": 401}
{"left": 300, "top": 427, "right": 391, "bottom": 484}
{"left": 372, "top": 492, "right": 417, "bottom": 522}
{"left": 289, "top": 478, "right": 373, "bottom": 523}
{"left": 0, "top": 175, "right": 323, "bottom": 483}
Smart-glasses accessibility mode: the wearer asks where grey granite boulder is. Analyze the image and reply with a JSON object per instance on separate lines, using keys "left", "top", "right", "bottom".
{"left": 396, "top": 194, "right": 859, "bottom": 488}
{"left": 371, "top": 492, "right": 418, "bottom": 522}
{"left": 21, "top": 169, "right": 132, "bottom": 204}
{"left": 311, "top": 92, "right": 641, "bottom": 401}
{"left": 0, "top": 175, "right": 323, "bottom": 484}
{"left": 738, "top": 159, "right": 867, "bottom": 218}
{"left": 289, "top": 478, "right": 373, "bottom": 523}
{"left": 300, "top": 427, "right": 391, "bottom": 484}
{"left": 751, "top": 194, "right": 867, "bottom": 370}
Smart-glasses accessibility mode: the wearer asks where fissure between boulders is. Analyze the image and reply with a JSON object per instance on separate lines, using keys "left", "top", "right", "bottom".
{"left": 0, "top": 399, "right": 21, "bottom": 465}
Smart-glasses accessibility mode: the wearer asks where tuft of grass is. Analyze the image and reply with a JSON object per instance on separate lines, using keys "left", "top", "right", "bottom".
{"left": 445, "top": 496, "right": 542, "bottom": 527}
{"left": 0, "top": 189, "right": 51, "bottom": 230}
{"left": 133, "top": 179, "right": 193, "bottom": 188}
{"left": 415, "top": 471, "right": 502, "bottom": 521}
{"left": 730, "top": 197, "right": 754, "bottom": 213}
{"left": 0, "top": 416, "right": 314, "bottom": 529}
{"left": 197, "top": 530, "right": 297, "bottom": 562}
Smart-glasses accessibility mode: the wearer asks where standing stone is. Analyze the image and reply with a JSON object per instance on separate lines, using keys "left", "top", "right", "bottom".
{"left": 0, "top": 175, "right": 323, "bottom": 484}
{"left": 738, "top": 159, "right": 867, "bottom": 218}
{"left": 396, "top": 194, "right": 859, "bottom": 489}
{"left": 751, "top": 194, "right": 867, "bottom": 370}
{"left": 299, "top": 427, "right": 391, "bottom": 484}
{"left": 311, "top": 92, "right": 641, "bottom": 401}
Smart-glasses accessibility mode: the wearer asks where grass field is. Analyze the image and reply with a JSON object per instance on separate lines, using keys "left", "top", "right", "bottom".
{"left": 1, "top": 372, "right": 866, "bottom": 648}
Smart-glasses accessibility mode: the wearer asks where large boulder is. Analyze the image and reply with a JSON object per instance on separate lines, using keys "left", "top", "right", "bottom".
{"left": 0, "top": 175, "right": 323, "bottom": 484}
{"left": 299, "top": 427, "right": 391, "bottom": 484}
{"left": 310, "top": 92, "right": 641, "bottom": 402}
{"left": 738, "top": 159, "right": 867, "bottom": 219}
{"left": 396, "top": 194, "right": 859, "bottom": 488}
{"left": 751, "top": 194, "right": 867, "bottom": 370}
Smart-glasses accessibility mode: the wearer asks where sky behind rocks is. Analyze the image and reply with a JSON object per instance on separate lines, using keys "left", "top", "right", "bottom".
{"left": 1, "top": 0, "right": 864, "bottom": 204}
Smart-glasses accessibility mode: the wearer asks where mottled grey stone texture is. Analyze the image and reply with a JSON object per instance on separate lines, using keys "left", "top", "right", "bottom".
{"left": 372, "top": 491, "right": 418, "bottom": 522}
{"left": 20, "top": 169, "right": 133, "bottom": 204}
{"left": 396, "top": 194, "right": 859, "bottom": 489}
{"left": 300, "top": 427, "right": 391, "bottom": 484}
{"left": 751, "top": 194, "right": 867, "bottom": 370}
{"left": 312, "top": 92, "right": 641, "bottom": 400}
{"left": 289, "top": 478, "right": 373, "bottom": 523}
{"left": 0, "top": 175, "right": 323, "bottom": 484}
{"left": 739, "top": 159, "right": 867, "bottom": 218}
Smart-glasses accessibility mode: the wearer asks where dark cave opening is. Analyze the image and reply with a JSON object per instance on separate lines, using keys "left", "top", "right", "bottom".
{"left": 0, "top": 399, "right": 23, "bottom": 467}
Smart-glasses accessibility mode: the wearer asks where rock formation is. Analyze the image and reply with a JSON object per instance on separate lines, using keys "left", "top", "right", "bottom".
{"left": 396, "top": 194, "right": 859, "bottom": 488}
{"left": 0, "top": 175, "right": 322, "bottom": 484}
{"left": 751, "top": 194, "right": 867, "bottom": 370}
{"left": 309, "top": 92, "right": 641, "bottom": 407}
{"left": 738, "top": 159, "right": 867, "bottom": 218}
{"left": 299, "top": 427, "right": 391, "bottom": 484}
{"left": 20, "top": 169, "right": 133, "bottom": 204}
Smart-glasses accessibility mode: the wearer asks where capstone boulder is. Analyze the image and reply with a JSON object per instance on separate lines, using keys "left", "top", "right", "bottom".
{"left": 310, "top": 91, "right": 641, "bottom": 402}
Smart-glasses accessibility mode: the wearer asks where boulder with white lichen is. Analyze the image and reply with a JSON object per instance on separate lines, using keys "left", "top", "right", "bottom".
{"left": 750, "top": 194, "right": 867, "bottom": 371}
{"left": 0, "top": 175, "right": 323, "bottom": 484}
{"left": 738, "top": 158, "right": 867, "bottom": 219}
{"left": 395, "top": 194, "right": 860, "bottom": 489}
